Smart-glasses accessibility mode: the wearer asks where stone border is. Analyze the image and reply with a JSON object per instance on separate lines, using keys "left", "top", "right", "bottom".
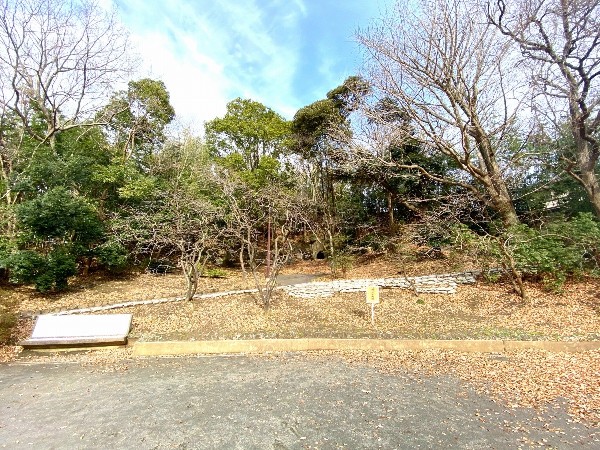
{"left": 132, "top": 339, "right": 600, "bottom": 356}
{"left": 52, "top": 289, "right": 260, "bottom": 316}
{"left": 282, "top": 271, "right": 480, "bottom": 298}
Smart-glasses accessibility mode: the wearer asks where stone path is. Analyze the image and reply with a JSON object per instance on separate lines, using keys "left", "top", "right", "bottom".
{"left": 53, "top": 288, "right": 260, "bottom": 316}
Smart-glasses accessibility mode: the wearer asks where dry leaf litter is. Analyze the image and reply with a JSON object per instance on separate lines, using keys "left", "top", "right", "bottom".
{"left": 1, "top": 257, "right": 599, "bottom": 425}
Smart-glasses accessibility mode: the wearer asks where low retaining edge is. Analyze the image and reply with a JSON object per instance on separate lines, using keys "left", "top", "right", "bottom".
{"left": 132, "top": 339, "right": 600, "bottom": 356}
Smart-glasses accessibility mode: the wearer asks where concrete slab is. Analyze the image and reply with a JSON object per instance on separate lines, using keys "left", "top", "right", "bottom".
{"left": 20, "top": 314, "right": 132, "bottom": 348}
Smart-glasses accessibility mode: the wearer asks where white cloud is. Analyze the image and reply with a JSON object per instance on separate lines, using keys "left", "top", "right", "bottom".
{"left": 107, "top": 0, "right": 396, "bottom": 129}
{"left": 129, "top": 29, "right": 228, "bottom": 130}
{"left": 110, "top": 0, "right": 306, "bottom": 129}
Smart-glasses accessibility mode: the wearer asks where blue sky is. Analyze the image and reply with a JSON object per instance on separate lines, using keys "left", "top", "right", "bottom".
{"left": 107, "top": 0, "right": 392, "bottom": 130}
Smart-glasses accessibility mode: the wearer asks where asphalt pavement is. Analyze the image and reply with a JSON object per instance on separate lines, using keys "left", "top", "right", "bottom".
{"left": 0, "top": 354, "right": 597, "bottom": 449}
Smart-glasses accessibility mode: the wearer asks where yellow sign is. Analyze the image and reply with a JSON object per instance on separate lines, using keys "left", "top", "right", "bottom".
{"left": 366, "top": 286, "right": 380, "bottom": 304}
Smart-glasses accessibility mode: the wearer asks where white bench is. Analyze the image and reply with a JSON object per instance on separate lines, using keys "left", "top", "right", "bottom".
{"left": 20, "top": 314, "right": 132, "bottom": 348}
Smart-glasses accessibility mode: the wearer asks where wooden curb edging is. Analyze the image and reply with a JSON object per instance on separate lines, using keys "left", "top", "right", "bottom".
{"left": 132, "top": 339, "right": 600, "bottom": 356}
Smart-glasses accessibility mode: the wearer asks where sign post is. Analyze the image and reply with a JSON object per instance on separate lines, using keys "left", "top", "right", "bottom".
{"left": 366, "top": 286, "right": 380, "bottom": 325}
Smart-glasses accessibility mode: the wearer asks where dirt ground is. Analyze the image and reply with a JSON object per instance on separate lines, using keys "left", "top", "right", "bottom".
{"left": 1, "top": 256, "right": 600, "bottom": 426}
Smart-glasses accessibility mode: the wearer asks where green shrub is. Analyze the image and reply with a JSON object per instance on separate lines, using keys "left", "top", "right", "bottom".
{"left": 95, "top": 241, "right": 129, "bottom": 273}
{"left": 203, "top": 267, "right": 228, "bottom": 278}
{"left": 7, "top": 247, "right": 77, "bottom": 292}
{"left": 46, "top": 247, "right": 78, "bottom": 291}
{"left": 0, "top": 235, "right": 16, "bottom": 281}
{"left": 448, "top": 214, "right": 600, "bottom": 291}
{"left": 16, "top": 187, "right": 104, "bottom": 246}
{"left": 6, "top": 250, "right": 46, "bottom": 285}
{"left": 330, "top": 253, "right": 353, "bottom": 277}
{"left": 508, "top": 213, "right": 600, "bottom": 288}
{"left": 8, "top": 187, "right": 104, "bottom": 292}
{"left": 355, "top": 232, "right": 386, "bottom": 252}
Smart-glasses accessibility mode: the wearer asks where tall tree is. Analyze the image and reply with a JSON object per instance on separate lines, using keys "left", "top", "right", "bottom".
{"left": 335, "top": 97, "right": 452, "bottom": 226}
{"left": 205, "top": 98, "right": 290, "bottom": 171}
{"left": 102, "top": 78, "right": 175, "bottom": 163}
{"left": 0, "top": 0, "right": 133, "bottom": 244}
{"left": 357, "top": 0, "right": 525, "bottom": 227}
{"left": 287, "top": 77, "right": 373, "bottom": 263}
{"left": 291, "top": 98, "right": 342, "bottom": 204}
{"left": 89, "top": 78, "right": 176, "bottom": 218}
{"left": 291, "top": 76, "right": 368, "bottom": 204}
{"left": 487, "top": 0, "right": 600, "bottom": 219}
{"left": 111, "top": 134, "right": 223, "bottom": 300}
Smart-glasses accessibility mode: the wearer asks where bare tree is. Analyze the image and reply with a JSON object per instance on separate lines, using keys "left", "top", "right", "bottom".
{"left": 0, "top": 0, "right": 132, "bottom": 234}
{"left": 487, "top": 0, "right": 600, "bottom": 218}
{"left": 0, "top": 0, "right": 131, "bottom": 148}
{"left": 110, "top": 135, "right": 224, "bottom": 301}
{"left": 356, "top": 0, "right": 527, "bottom": 227}
{"left": 217, "top": 169, "right": 305, "bottom": 309}
{"left": 114, "top": 192, "right": 223, "bottom": 301}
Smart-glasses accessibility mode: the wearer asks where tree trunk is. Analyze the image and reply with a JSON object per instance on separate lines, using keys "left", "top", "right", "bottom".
{"left": 183, "top": 263, "right": 197, "bottom": 301}
{"left": 581, "top": 170, "right": 600, "bottom": 219}
{"left": 239, "top": 243, "right": 246, "bottom": 278}
{"left": 496, "top": 236, "right": 527, "bottom": 301}
{"left": 387, "top": 192, "right": 394, "bottom": 229}
{"left": 82, "top": 257, "right": 91, "bottom": 276}
{"left": 473, "top": 124, "right": 520, "bottom": 228}
{"left": 489, "top": 186, "right": 520, "bottom": 228}
{"left": 574, "top": 137, "right": 600, "bottom": 219}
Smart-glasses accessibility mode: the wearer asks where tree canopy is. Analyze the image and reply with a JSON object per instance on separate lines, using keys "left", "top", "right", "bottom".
{"left": 205, "top": 98, "right": 290, "bottom": 171}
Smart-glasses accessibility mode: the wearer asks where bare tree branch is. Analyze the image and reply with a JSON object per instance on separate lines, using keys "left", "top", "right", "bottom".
{"left": 488, "top": 0, "right": 600, "bottom": 217}
{"left": 354, "top": 0, "right": 528, "bottom": 227}
{"left": 0, "top": 0, "right": 133, "bottom": 147}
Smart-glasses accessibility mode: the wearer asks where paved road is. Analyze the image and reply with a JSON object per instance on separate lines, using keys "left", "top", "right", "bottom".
{"left": 0, "top": 355, "right": 597, "bottom": 449}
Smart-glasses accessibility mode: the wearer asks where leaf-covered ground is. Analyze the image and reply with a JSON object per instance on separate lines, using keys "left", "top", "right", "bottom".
{"left": 7, "top": 258, "right": 600, "bottom": 343}
{"left": 2, "top": 256, "right": 599, "bottom": 425}
{"left": 335, "top": 349, "right": 600, "bottom": 428}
